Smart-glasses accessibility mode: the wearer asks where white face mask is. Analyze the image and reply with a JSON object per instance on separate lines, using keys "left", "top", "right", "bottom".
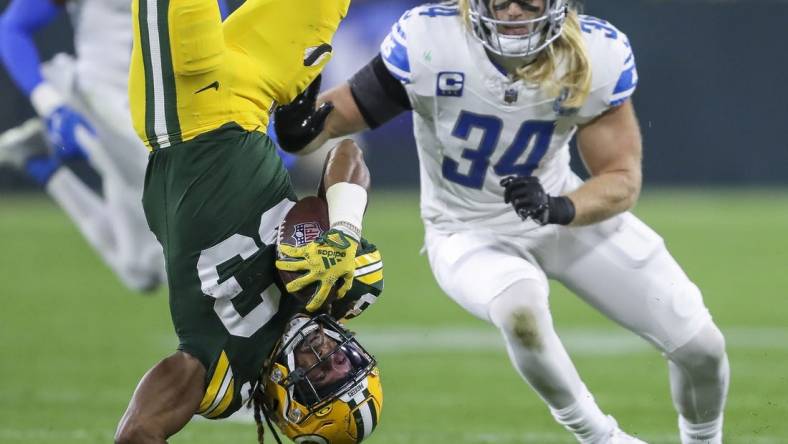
{"left": 496, "top": 30, "right": 545, "bottom": 56}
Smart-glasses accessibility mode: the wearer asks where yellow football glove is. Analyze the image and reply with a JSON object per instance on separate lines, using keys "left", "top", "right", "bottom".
{"left": 276, "top": 228, "right": 359, "bottom": 312}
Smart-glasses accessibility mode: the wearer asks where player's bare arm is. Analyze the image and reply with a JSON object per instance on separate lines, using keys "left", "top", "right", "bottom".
{"left": 569, "top": 98, "right": 643, "bottom": 226}
{"left": 114, "top": 352, "right": 205, "bottom": 444}
{"left": 316, "top": 84, "right": 369, "bottom": 152}
{"left": 276, "top": 139, "right": 371, "bottom": 312}
{"left": 318, "top": 138, "right": 371, "bottom": 196}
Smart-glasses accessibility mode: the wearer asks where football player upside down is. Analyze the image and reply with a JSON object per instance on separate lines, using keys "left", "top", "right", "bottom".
{"left": 115, "top": 1, "right": 382, "bottom": 443}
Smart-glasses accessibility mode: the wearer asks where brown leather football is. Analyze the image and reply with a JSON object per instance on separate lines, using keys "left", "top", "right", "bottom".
{"left": 276, "top": 196, "right": 337, "bottom": 308}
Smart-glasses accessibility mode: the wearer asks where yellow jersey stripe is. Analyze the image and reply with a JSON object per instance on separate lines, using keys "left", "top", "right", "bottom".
{"left": 198, "top": 351, "right": 230, "bottom": 414}
{"left": 205, "top": 377, "right": 235, "bottom": 419}
{"left": 357, "top": 270, "right": 383, "bottom": 286}
{"left": 355, "top": 251, "right": 381, "bottom": 268}
{"left": 201, "top": 364, "right": 234, "bottom": 417}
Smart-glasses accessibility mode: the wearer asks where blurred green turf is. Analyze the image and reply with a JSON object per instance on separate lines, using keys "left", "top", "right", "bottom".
{"left": 1, "top": 189, "right": 786, "bottom": 443}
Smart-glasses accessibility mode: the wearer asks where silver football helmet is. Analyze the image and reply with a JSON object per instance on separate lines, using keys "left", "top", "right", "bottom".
{"left": 465, "top": 0, "right": 568, "bottom": 58}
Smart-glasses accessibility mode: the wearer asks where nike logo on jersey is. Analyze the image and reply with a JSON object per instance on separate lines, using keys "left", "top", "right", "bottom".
{"left": 303, "top": 44, "right": 333, "bottom": 67}
{"left": 195, "top": 81, "right": 220, "bottom": 94}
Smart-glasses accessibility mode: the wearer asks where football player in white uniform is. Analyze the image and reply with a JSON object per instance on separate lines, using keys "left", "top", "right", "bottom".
{"left": 0, "top": 0, "right": 227, "bottom": 291}
{"left": 273, "top": 1, "right": 730, "bottom": 443}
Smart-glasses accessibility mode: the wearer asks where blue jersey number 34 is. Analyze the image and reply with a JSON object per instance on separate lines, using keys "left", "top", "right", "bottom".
{"left": 442, "top": 111, "right": 555, "bottom": 189}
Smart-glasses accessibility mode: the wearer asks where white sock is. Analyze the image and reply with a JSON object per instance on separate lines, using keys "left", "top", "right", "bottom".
{"left": 550, "top": 392, "right": 614, "bottom": 444}
{"left": 679, "top": 414, "right": 723, "bottom": 444}
{"left": 667, "top": 322, "right": 729, "bottom": 444}
{"left": 488, "top": 281, "right": 611, "bottom": 444}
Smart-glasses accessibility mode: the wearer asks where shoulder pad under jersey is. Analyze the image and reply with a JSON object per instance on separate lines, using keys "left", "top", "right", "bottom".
{"left": 379, "top": 2, "right": 462, "bottom": 86}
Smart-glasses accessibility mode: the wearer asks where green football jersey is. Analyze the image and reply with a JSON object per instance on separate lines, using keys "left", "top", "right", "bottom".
{"left": 141, "top": 124, "right": 384, "bottom": 419}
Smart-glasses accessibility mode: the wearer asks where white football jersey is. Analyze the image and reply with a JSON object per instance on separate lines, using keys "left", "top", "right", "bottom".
{"left": 66, "top": 0, "right": 133, "bottom": 96}
{"left": 380, "top": 3, "right": 638, "bottom": 234}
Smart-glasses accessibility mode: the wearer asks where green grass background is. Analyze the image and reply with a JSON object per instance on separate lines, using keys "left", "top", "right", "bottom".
{"left": 1, "top": 189, "right": 786, "bottom": 443}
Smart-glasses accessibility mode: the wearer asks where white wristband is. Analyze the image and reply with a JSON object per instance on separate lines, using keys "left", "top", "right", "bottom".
{"left": 30, "top": 82, "right": 65, "bottom": 118}
{"left": 326, "top": 182, "right": 367, "bottom": 241}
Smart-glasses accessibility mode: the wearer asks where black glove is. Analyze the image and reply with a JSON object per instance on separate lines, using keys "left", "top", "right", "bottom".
{"left": 500, "top": 176, "right": 576, "bottom": 226}
{"left": 274, "top": 74, "right": 334, "bottom": 152}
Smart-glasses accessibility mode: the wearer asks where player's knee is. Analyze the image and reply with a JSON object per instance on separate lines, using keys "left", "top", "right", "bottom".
{"left": 489, "top": 280, "right": 550, "bottom": 350}
{"left": 670, "top": 321, "right": 728, "bottom": 372}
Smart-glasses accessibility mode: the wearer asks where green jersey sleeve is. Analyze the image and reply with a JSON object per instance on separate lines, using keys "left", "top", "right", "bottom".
{"left": 331, "top": 238, "right": 384, "bottom": 321}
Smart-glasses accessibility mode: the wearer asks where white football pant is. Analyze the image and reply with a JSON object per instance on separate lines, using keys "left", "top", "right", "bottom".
{"left": 41, "top": 54, "right": 165, "bottom": 292}
{"left": 425, "top": 177, "right": 728, "bottom": 443}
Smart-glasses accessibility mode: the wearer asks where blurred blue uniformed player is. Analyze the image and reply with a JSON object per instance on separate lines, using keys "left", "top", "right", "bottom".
{"left": 0, "top": 0, "right": 230, "bottom": 292}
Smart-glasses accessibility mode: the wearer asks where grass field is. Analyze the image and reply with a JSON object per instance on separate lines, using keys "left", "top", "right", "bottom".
{"left": 1, "top": 189, "right": 787, "bottom": 444}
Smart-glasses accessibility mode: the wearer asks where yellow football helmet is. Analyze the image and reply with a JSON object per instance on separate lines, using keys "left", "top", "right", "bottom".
{"left": 262, "top": 315, "right": 383, "bottom": 444}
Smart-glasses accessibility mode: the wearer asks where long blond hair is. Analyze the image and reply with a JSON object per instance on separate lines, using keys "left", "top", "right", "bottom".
{"left": 460, "top": 2, "right": 591, "bottom": 108}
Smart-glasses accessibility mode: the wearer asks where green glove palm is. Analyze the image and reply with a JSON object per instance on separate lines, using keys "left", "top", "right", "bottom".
{"left": 276, "top": 229, "right": 358, "bottom": 312}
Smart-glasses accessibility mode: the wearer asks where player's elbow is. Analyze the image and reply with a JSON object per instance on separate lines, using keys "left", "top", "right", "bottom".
{"left": 325, "top": 139, "right": 370, "bottom": 191}
{"left": 330, "top": 139, "right": 364, "bottom": 162}
{"left": 620, "top": 168, "right": 642, "bottom": 210}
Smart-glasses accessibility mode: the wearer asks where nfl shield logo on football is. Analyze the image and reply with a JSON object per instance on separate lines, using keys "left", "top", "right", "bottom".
{"left": 292, "top": 222, "right": 323, "bottom": 247}
{"left": 437, "top": 72, "right": 465, "bottom": 97}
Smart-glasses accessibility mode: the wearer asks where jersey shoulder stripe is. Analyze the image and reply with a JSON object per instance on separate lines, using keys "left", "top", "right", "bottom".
{"left": 610, "top": 52, "right": 638, "bottom": 106}
{"left": 379, "top": 3, "right": 460, "bottom": 84}
{"left": 356, "top": 269, "right": 383, "bottom": 286}
{"left": 381, "top": 15, "right": 411, "bottom": 83}
{"left": 414, "top": 2, "right": 460, "bottom": 18}
{"left": 609, "top": 36, "right": 638, "bottom": 106}
{"left": 354, "top": 248, "right": 383, "bottom": 286}
{"left": 579, "top": 15, "right": 638, "bottom": 107}
{"left": 355, "top": 250, "right": 381, "bottom": 268}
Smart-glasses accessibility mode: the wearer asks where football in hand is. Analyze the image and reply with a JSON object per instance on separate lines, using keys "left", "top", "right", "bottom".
{"left": 276, "top": 196, "right": 339, "bottom": 309}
